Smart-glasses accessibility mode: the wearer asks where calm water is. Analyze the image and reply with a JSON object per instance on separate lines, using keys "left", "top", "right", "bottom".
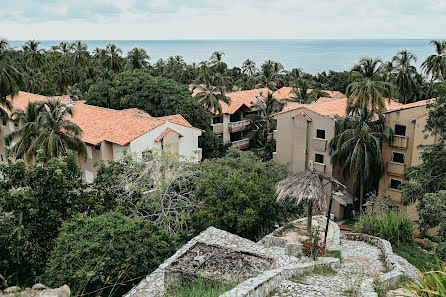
{"left": 9, "top": 39, "right": 435, "bottom": 74}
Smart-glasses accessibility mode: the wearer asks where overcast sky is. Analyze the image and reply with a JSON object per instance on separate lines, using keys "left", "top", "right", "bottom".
{"left": 1, "top": 0, "right": 446, "bottom": 40}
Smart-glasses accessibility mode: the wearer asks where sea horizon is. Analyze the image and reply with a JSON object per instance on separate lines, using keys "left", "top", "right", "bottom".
{"left": 8, "top": 38, "right": 440, "bottom": 74}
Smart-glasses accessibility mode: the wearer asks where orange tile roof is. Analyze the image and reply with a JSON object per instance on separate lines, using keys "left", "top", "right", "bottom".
{"left": 222, "top": 88, "right": 271, "bottom": 115}
{"left": 384, "top": 99, "right": 434, "bottom": 113}
{"left": 272, "top": 98, "right": 404, "bottom": 120}
{"left": 292, "top": 111, "right": 312, "bottom": 122}
{"left": 412, "top": 113, "right": 428, "bottom": 121}
{"left": 6, "top": 91, "right": 201, "bottom": 146}
{"left": 272, "top": 87, "right": 346, "bottom": 101}
{"left": 155, "top": 128, "right": 183, "bottom": 142}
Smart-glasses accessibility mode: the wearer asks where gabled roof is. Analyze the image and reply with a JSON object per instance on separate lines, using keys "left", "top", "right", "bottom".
{"left": 292, "top": 111, "right": 312, "bottom": 122}
{"left": 6, "top": 91, "right": 201, "bottom": 146}
{"left": 155, "top": 128, "right": 184, "bottom": 142}
{"left": 383, "top": 99, "right": 434, "bottom": 114}
{"left": 272, "top": 87, "right": 346, "bottom": 101}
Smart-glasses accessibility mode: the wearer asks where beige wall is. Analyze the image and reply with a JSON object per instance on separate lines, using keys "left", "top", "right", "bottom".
{"left": 161, "top": 131, "right": 180, "bottom": 154}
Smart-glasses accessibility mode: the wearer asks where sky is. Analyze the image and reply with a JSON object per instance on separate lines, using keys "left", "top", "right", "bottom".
{"left": 1, "top": 0, "right": 446, "bottom": 40}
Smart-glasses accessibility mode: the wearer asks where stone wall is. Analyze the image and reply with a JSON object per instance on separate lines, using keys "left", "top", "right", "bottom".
{"left": 0, "top": 284, "right": 70, "bottom": 297}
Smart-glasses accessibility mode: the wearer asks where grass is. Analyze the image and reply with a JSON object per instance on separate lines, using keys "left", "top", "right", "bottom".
{"left": 290, "top": 265, "right": 337, "bottom": 284}
{"left": 323, "top": 250, "right": 342, "bottom": 263}
{"left": 165, "top": 277, "right": 238, "bottom": 297}
{"left": 342, "top": 219, "right": 357, "bottom": 226}
{"left": 343, "top": 287, "right": 359, "bottom": 297}
{"left": 372, "top": 277, "right": 385, "bottom": 297}
{"left": 274, "top": 222, "right": 296, "bottom": 236}
{"left": 393, "top": 244, "right": 438, "bottom": 271}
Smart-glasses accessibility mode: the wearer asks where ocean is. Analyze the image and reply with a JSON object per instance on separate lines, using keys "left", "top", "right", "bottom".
{"left": 9, "top": 39, "right": 436, "bottom": 74}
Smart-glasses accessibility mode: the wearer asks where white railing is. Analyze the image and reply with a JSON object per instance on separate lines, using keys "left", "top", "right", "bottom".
{"left": 231, "top": 138, "right": 250, "bottom": 147}
{"left": 228, "top": 119, "right": 251, "bottom": 128}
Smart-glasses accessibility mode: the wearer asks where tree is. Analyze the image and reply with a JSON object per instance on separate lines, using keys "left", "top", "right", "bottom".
{"left": 126, "top": 48, "right": 150, "bottom": 71}
{"left": 276, "top": 169, "right": 344, "bottom": 236}
{"left": 0, "top": 39, "right": 22, "bottom": 120}
{"left": 102, "top": 43, "right": 123, "bottom": 73}
{"left": 28, "top": 100, "right": 86, "bottom": 160}
{"left": 329, "top": 105, "right": 392, "bottom": 211}
{"left": 422, "top": 40, "right": 446, "bottom": 98}
{"left": 242, "top": 59, "right": 257, "bottom": 76}
{"left": 22, "top": 40, "right": 45, "bottom": 69}
{"left": 4, "top": 101, "right": 44, "bottom": 162}
{"left": 71, "top": 40, "right": 90, "bottom": 68}
{"left": 392, "top": 50, "right": 419, "bottom": 103}
{"left": 287, "top": 79, "right": 329, "bottom": 104}
{"left": 192, "top": 71, "right": 231, "bottom": 116}
{"left": 0, "top": 152, "right": 87, "bottom": 286}
{"left": 255, "top": 60, "right": 284, "bottom": 90}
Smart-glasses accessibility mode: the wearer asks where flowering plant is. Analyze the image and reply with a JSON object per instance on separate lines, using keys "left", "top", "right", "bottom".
{"left": 301, "top": 230, "right": 326, "bottom": 260}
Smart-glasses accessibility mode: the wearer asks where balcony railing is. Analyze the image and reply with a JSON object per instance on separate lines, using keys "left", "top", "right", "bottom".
{"left": 313, "top": 138, "right": 327, "bottom": 152}
{"left": 228, "top": 119, "right": 251, "bottom": 132}
{"left": 387, "top": 162, "right": 405, "bottom": 176}
{"left": 231, "top": 138, "right": 250, "bottom": 149}
{"left": 392, "top": 135, "right": 408, "bottom": 149}
{"left": 211, "top": 123, "right": 223, "bottom": 134}
{"left": 314, "top": 161, "right": 326, "bottom": 173}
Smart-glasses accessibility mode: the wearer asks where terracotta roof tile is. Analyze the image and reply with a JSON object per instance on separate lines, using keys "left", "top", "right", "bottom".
{"left": 272, "top": 87, "right": 346, "bottom": 101}
{"left": 6, "top": 91, "right": 201, "bottom": 146}
{"left": 155, "top": 128, "right": 183, "bottom": 142}
{"left": 384, "top": 99, "right": 434, "bottom": 113}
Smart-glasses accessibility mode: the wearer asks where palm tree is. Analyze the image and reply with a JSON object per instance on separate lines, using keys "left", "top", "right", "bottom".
{"left": 422, "top": 40, "right": 446, "bottom": 98}
{"left": 246, "top": 92, "right": 284, "bottom": 159}
{"left": 255, "top": 60, "right": 284, "bottom": 90}
{"left": 287, "top": 79, "right": 329, "bottom": 104}
{"left": 392, "top": 50, "right": 419, "bottom": 103}
{"left": 29, "top": 100, "right": 86, "bottom": 160}
{"left": 4, "top": 101, "right": 44, "bottom": 162}
{"left": 192, "top": 72, "right": 231, "bottom": 116}
{"left": 22, "top": 40, "right": 45, "bottom": 69}
{"left": 351, "top": 57, "right": 384, "bottom": 79}
{"left": 209, "top": 51, "right": 227, "bottom": 72}
{"left": 242, "top": 59, "right": 257, "bottom": 76}
{"left": 276, "top": 168, "right": 344, "bottom": 236}
{"left": 102, "top": 44, "right": 123, "bottom": 73}
{"left": 127, "top": 48, "right": 150, "bottom": 71}
{"left": 56, "top": 42, "right": 72, "bottom": 57}
{"left": 329, "top": 105, "right": 392, "bottom": 212}
{"left": 0, "top": 40, "right": 23, "bottom": 120}
{"left": 53, "top": 62, "right": 74, "bottom": 94}
{"left": 71, "top": 40, "right": 90, "bottom": 68}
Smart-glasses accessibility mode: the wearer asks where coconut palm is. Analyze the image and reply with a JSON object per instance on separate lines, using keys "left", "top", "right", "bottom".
{"left": 22, "top": 40, "right": 45, "bottom": 69}
{"left": 102, "top": 44, "right": 123, "bottom": 73}
{"left": 29, "top": 100, "right": 86, "bottom": 160}
{"left": 255, "top": 60, "right": 284, "bottom": 90}
{"left": 246, "top": 92, "right": 284, "bottom": 159}
{"left": 56, "top": 42, "right": 72, "bottom": 57}
{"left": 71, "top": 40, "right": 90, "bottom": 68}
{"left": 0, "top": 40, "right": 23, "bottom": 120}
{"left": 422, "top": 40, "right": 446, "bottom": 98}
{"left": 127, "top": 48, "right": 150, "bottom": 71}
{"left": 242, "top": 59, "right": 257, "bottom": 76}
{"left": 276, "top": 168, "right": 344, "bottom": 235}
{"left": 4, "top": 101, "right": 44, "bottom": 162}
{"left": 329, "top": 105, "right": 392, "bottom": 211}
{"left": 192, "top": 71, "right": 231, "bottom": 116}
{"left": 351, "top": 57, "right": 384, "bottom": 79}
{"left": 287, "top": 79, "right": 329, "bottom": 104}
{"left": 392, "top": 50, "right": 419, "bottom": 103}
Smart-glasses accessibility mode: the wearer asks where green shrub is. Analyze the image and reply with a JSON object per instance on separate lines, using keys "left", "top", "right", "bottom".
{"left": 41, "top": 212, "right": 175, "bottom": 296}
{"left": 352, "top": 211, "right": 414, "bottom": 246}
{"left": 165, "top": 277, "right": 238, "bottom": 297}
{"left": 403, "top": 261, "right": 446, "bottom": 296}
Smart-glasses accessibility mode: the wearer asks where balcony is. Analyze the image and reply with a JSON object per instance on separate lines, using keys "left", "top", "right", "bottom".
{"left": 314, "top": 162, "right": 326, "bottom": 173}
{"left": 392, "top": 135, "right": 408, "bottom": 149}
{"left": 387, "top": 162, "right": 405, "bottom": 177}
{"left": 385, "top": 187, "right": 403, "bottom": 203}
{"left": 231, "top": 138, "right": 250, "bottom": 149}
{"left": 211, "top": 123, "right": 223, "bottom": 134}
{"left": 313, "top": 138, "right": 327, "bottom": 152}
{"left": 228, "top": 119, "right": 251, "bottom": 132}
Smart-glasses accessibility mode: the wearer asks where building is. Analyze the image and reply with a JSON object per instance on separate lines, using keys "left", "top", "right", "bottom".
{"left": 0, "top": 92, "right": 203, "bottom": 182}
{"left": 272, "top": 97, "right": 404, "bottom": 219}
{"left": 195, "top": 87, "right": 345, "bottom": 150}
{"left": 377, "top": 99, "right": 438, "bottom": 233}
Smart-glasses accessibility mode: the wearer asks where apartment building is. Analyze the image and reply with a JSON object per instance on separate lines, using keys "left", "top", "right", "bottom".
{"left": 272, "top": 98, "right": 404, "bottom": 219}
{"left": 0, "top": 92, "right": 203, "bottom": 182}
{"left": 378, "top": 99, "right": 438, "bottom": 232}
{"left": 197, "top": 87, "right": 345, "bottom": 150}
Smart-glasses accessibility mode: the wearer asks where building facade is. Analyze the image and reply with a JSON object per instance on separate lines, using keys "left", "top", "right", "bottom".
{"left": 1, "top": 92, "right": 203, "bottom": 182}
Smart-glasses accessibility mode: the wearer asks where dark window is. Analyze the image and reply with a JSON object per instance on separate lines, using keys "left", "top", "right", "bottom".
{"left": 316, "top": 129, "right": 326, "bottom": 139}
{"left": 315, "top": 153, "right": 324, "bottom": 163}
{"left": 230, "top": 131, "right": 242, "bottom": 142}
{"left": 392, "top": 152, "right": 405, "bottom": 163}
{"left": 212, "top": 116, "right": 223, "bottom": 124}
{"left": 94, "top": 144, "right": 101, "bottom": 151}
{"left": 230, "top": 113, "right": 242, "bottom": 122}
{"left": 14, "top": 122, "right": 18, "bottom": 128}
{"left": 0, "top": 155, "right": 3, "bottom": 162}
{"left": 1, "top": 119, "right": 6, "bottom": 126}
{"left": 389, "top": 179, "right": 402, "bottom": 190}
{"left": 395, "top": 125, "right": 406, "bottom": 136}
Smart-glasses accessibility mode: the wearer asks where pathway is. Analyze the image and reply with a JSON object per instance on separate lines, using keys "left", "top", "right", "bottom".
{"left": 270, "top": 239, "right": 386, "bottom": 297}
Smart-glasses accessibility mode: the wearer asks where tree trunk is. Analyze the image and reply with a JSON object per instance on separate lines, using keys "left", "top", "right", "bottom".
{"left": 359, "top": 175, "right": 364, "bottom": 215}
{"left": 307, "top": 200, "right": 312, "bottom": 236}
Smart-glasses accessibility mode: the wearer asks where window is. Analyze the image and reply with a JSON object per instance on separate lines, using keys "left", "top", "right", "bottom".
{"left": 389, "top": 179, "right": 402, "bottom": 190}
{"left": 316, "top": 129, "right": 326, "bottom": 139}
{"left": 392, "top": 152, "right": 405, "bottom": 164}
{"left": 14, "top": 123, "right": 18, "bottom": 128}
{"left": 85, "top": 170, "right": 94, "bottom": 183}
{"left": 395, "top": 125, "right": 406, "bottom": 136}
{"left": 94, "top": 144, "right": 101, "bottom": 151}
{"left": 0, "top": 155, "right": 3, "bottom": 162}
{"left": 315, "top": 153, "right": 324, "bottom": 163}
{"left": 86, "top": 146, "right": 93, "bottom": 159}
{"left": 212, "top": 117, "right": 223, "bottom": 124}
{"left": 1, "top": 119, "right": 6, "bottom": 126}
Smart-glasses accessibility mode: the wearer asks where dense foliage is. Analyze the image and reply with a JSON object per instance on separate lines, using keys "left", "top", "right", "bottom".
{"left": 352, "top": 212, "right": 414, "bottom": 246}
{"left": 0, "top": 151, "right": 86, "bottom": 286}
{"left": 41, "top": 212, "right": 175, "bottom": 296}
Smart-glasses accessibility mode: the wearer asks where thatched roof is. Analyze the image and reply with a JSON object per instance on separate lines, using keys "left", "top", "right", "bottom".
{"left": 275, "top": 169, "right": 346, "bottom": 213}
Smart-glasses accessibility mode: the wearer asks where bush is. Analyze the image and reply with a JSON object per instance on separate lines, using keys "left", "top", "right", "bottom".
{"left": 403, "top": 261, "right": 446, "bottom": 296}
{"left": 41, "top": 212, "right": 175, "bottom": 296}
{"left": 352, "top": 211, "right": 414, "bottom": 246}
{"left": 301, "top": 231, "right": 326, "bottom": 260}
